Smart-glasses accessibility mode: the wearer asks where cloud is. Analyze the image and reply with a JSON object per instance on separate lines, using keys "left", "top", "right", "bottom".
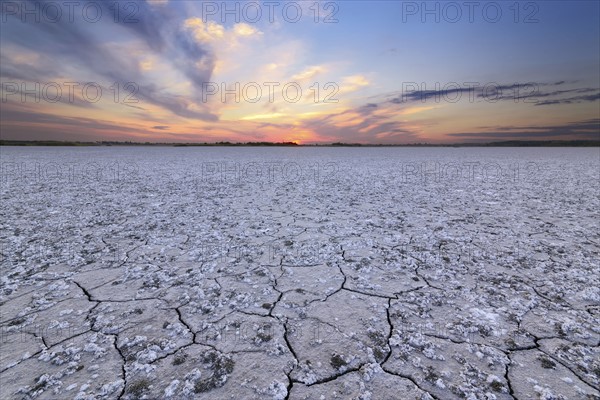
{"left": 1, "top": 0, "right": 217, "bottom": 121}
{"left": 0, "top": 105, "right": 147, "bottom": 140}
{"left": 152, "top": 126, "right": 170, "bottom": 130}
{"left": 448, "top": 119, "right": 600, "bottom": 140}
{"left": 0, "top": 51, "right": 56, "bottom": 82}
{"left": 535, "top": 92, "right": 600, "bottom": 106}
{"left": 341, "top": 75, "right": 369, "bottom": 93}
{"left": 139, "top": 58, "right": 155, "bottom": 71}
{"left": 0, "top": 81, "right": 98, "bottom": 109}
{"left": 97, "top": 0, "right": 173, "bottom": 51}
{"left": 136, "top": 83, "right": 218, "bottom": 121}
{"left": 292, "top": 66, "right": 326, "bottom": 82}
{"left": 233, "top": 23, "right": 261, "bottom": 37}
{"left": 184, "top": 18, "right": 225, "bottom": 42}
{"left": 388, "top": 81, "right": 600, "bottom": 106}
{"left": 241, "top": 113, "right": 285, "bottom": 121}
{"left": 300, "top": 103, "right": 422, "bottom": 143}
{"left": 183, "top": 18, "right": 262, "bottom": 45}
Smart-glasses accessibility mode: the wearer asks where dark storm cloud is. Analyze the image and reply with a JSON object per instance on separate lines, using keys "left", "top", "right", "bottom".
{"left": 535, "top": 92, "right": 600, "bottom": 106}
{"left": 482, "top": 86, "right": 599, "bottom": 102}
{"left": 388, "top": 82, "right": 600, "bottom": 106}
{"left": 393, "top": 86, "right": 475, "bottom": 103}
{"left": 448, "top": 119, "right": 600, "bottom": 140}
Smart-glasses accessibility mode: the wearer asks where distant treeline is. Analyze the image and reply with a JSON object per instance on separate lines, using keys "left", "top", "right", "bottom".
{"left": 1, "top": 140, "right": 598, "bottom": 147}
{"left": 0, "top": 140, "right": 301, "bottom": 147}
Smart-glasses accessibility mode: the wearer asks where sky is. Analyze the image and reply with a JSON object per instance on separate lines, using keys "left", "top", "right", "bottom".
{"left": 1, "top": 0, "right": 599, "bottom": 144}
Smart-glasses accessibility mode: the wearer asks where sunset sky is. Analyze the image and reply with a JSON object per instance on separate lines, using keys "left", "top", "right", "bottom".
{"left": 1, "top": 0, "right": 599, "bottom": 144}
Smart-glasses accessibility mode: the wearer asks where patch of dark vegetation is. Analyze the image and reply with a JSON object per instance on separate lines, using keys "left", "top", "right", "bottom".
{"left": 256, "top": 332, "right": 272, "bottom": 342}
{"left": 31, "top": 375, "right": 49, "bottom": 393}
{"left": 449, "top": 383, "right": 467, "bottom": 398}
{"left": 122, "top": 338, "right": 164, "bottom": 362}
{"left": 367, "top": 330, "right": 388, "bottom": 361}
{"left": 490, "top": 380, "right": 504, "bottom": 392}
{"left": 554, "top": 322, "right": 566, "bottom": 337}
{"left": 478, "top": 325, "right": 492, "bottom": 337}
{"left": 505, "top": 338, "right": 517, "bottom": 348}
{"left": 126, "top": 379, "right": 151, "bottom": 398}
{"left": 142, "top": 277, "right": 160, "bottom": 289}
{"left": 194, "top": 352, "right": 235, "bottom": 393}
{"left": 424, "top": 366, "right": 439, "bottom": 383}
{"left": 330, "top": 353, "right": 347, "bottom": 370}
{"left": 173, "top": 353, "right": 187, "bottom": 366}
{"left": 539, "top": 356, "right": 556, "bottom": 369}
{"left": 8, "top": 317, "right": 26, "bottom": 326}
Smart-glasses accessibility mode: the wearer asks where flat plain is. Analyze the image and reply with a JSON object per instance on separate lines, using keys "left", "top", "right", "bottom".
{"left": 1, "top": 146, "right": 598, "bottom": 399}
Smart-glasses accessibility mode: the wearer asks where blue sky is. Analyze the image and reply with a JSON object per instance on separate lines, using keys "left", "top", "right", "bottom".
{"left": 1, "top": 0, "right": 599, "bottom": 143}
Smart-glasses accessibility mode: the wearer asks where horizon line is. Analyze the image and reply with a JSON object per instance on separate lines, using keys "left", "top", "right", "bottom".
{"left": 1, "top": 140, "right": 599, "bottom": 147}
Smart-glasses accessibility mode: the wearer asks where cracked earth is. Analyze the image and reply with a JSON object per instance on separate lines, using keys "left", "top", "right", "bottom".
{"left": 1, "top": 147, "right": 599, "bottom": 399}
